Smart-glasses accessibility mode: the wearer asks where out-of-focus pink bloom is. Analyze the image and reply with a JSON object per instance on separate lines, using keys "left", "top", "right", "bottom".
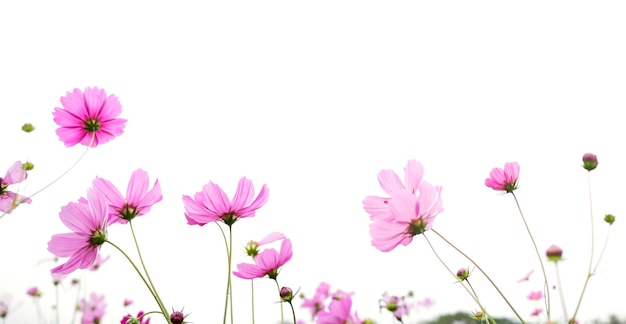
{"left": 51, "top": 273, "right": 67, "bottom": 285}
{"left": 530, "top": 307, "right": 543, "bottom": 316}
{"left": 123, "top": 298, "right": 133, "bottom": 307}
{"left": 121, "top": 311, "right": 150, "bottom": 324}
{"left": 89, "top": 254, "right": 111, "bottom": 271}
{"left": 79, "top": 292, "right": 106, "bottom": 324}
{"left": 26, "top": 287, "right": 41, "bottom": 297}
{"left": 183, "top": 177, "right": 269, "bottom": 226}
{"left": 0, "top": 300, "right": 7, "bottom": 318}
{"left": 53, "top": 87, "right": 127, "bottom": 148}
{"left": 302, "top": 282, "right": 332, "bottom": 319}
{"left": 416, "top": 297, "right": 435, "bottom": 309}
{"left": 47, "top": 188, "right": 109, "bottom": 275}
{"left": 233, "top": 238, "right": 292, "bottom": 280}
{"left": 317, "top": 294, "right": 362, "bottom": 324}
{"left": 363, "top": 159, "right": 425, "bottom": 221}
{"left": 0, "top": 161, "right": 32, "bottom": 214}
{"left": 93, "top": 169, "right": 162, "bottom": 224}
{"left": 527, "top": 291, "right": 544, "bottom": 301}
{"left": 245, "top": 232, "right": 286, "bottom": 258}
{"left": 516, "top": 269, "right": 534, "bottom": 283}
{"left": 379, "top": 292, "right": 410, "bottom": 321}
{"left": 369, "top": 183, "right": 443, "bottom": 252}
{"left": 485, "top": 162, "right": 520, "bottom": 193}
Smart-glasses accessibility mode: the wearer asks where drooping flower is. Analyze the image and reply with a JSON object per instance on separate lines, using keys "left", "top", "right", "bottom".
{"left": 369, "top": 183, "right": 443, "bottom": 252}
{"left": 93, "top": 169, "right": 162, "bottom": 224}
{"left": 317, "top": 294, "right": 362, "bottom": 324}
{"left": 527, "top": 291, "right": 544, "bottom": 301}
{"left": 183, "top": 177, "right": 269, "bottom": 226}
{"left": 52, "top": 87, "right": 127, "bottom": 147}
{"left": 485, "top": 162, "right": 520, "bottom": 193}
{"left": 379, "top": 292, "right": 410, "bottom": 321}
{"left": 363, "top": 159, "right": 425, "bottom": 221}
{"left": 121, "top": 311, "right": 151, "bottom": 324}
{"left": 79, "top": 292, "right": 106, "bottom": 324}
{"left": 0, "top": 161, "right": 32, "bottom": 214}
{"left": 233, "top": 238, "right": 293, "bottom": 280}
{"left": 47, "top": 187, "right": 109, "bottom": 275}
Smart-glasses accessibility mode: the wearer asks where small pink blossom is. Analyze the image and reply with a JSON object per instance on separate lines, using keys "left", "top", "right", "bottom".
{"left": 26, "top": 287, "right": 41, "bottom": 297}
{"left": 302, "top": 282, "right": 331, "bottom": 319}
{"left": 516, "top": 269, "right": 534, "bottom": 283}
{"left": 79, "top": 292, "right": 106, "bottom": 324}
{"left": 47, "top": 187, "right": 109, "bottom": 275}
{"left": 0, "top": 161, "right": 32, "bottom": 214}
{"left": 121, "top": 311, "right": 150, "bottom": 324}
{"left": 123, "top": 298, "right": 133, "bottom": 307}
{"left": 53, "top": 87, "right": 127, "bottom": 147}
{"left": 317, "top": 294, "right": 362, "bottom": 324}
{"left": 485, "top": 162, "right": 520, "bottom": 193}
{"left": 51, "top": 273, "right": 67, "bottom": 285}
{"left": 379, "top": 292, "right": 410, "bottom": 321}
{"left": 416, "top": 297, "right": 435, "bottom": 309}
{"left": 530, "top": 307, "right": 543, "bottom": 316}
{"left": 527, "top": 291, "right": 544, "bottom": 301}
{"left": 0, "top": 300, "right": 7, "bottom": 318}
{"left": 183, "top": 177, "right": 269, "bottom": 226}
{"left": 93, "top": 169, "right": 162, "bottom": 224}
{"left": 233, "top": 238, "right": 293, "bottom": 280}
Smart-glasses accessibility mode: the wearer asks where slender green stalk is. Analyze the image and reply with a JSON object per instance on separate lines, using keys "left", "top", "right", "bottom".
{"left": 129, "top": 221, "right": 169, "bottom": 319}
{"left": 431, "top": 229, "right": 524, "bottom": 323}
{"left": 106, "top": 240, "right": 171, "bottom": 324}
{"left": 216, "top": 223, "right": 234, "bottom": 324}
{"left": 511, "top": 192, "right": 550, "bottom": 321}
{"left": 553, "top": 262, "right": 568, "bottom": 322}
{"left": 466, "top": 280, "right": 496, "bottom": 324}
{"left": 570, "top": 172, "right": 598, "bottom": 323}
{"left": 251, "top": 280, "right": 255, "bottom": 324}
{"left": 287, "top": 300, "right": 297, "bottom": 324}
{"left": 273, "top": 279, "right": 284, "bottom": 324}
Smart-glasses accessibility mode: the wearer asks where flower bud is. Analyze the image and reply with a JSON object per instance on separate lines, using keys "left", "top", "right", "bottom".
{"left": 21, "top": 123, "right": 35, "bottom": 133}
{"left": 170, "top": 310, "right": 185, "bottom": 324}
{"left": 604, "top": 214, "right": 616, "bottom": 225}
{"left": 456, "top": 268, "right": 470, "bottom": 281}
{"left": 280, "top": 286, "right": 294, "bottom": 302}
{"left": 546, "top": 244, "right": 563, "bottom": 262}
{"left": 582, "top": 153, "right": 598, "bottom": 171}
{"left": 22, "top": 162, "right": 34, "bottom": 171}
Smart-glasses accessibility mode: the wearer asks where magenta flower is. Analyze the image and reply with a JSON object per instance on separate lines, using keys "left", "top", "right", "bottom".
{"left": 233, "top": 238, "right": 292, "bottom": 280}
{"left": 79, "top": 292, "right": 106, "bottom": 324}
{"left": 485, "top": 162, "right": 520, "bottom": 193}
{"left": 0, "top": 161, "right": 32, "bottom": 214}
{"left": 530, "top": 307, "right": 543, "bottom": 316}
{"left": 53, "top": 87, "right": 127, "bottom": 147}
{"left": 93, "top": 169, "right": 162, "bottom": 224}
{"left": 379, "top": 292, "right": 410, "bottom": 321}
{"left": 47, "top": 188, "right": 109, "bottom": 275}
{"left": 317, "top": 294, "right": 362, "bottom": 324}
{"left": 121, "top": 311, "right": 150, "bottom": 324}
{"left": 369, "top": 183, "right": 443, "bottom": 252}
{"left": 183, "top": 177, "right": 269, "bottom": 226}
{"left": 26, "top": 287, "right": 41, "bottom": 297}
{"left": 363, "top": 159, "right": 425, "bottom": 221}
{"left": 527, "top": 291, "right": 544, "bottom": 301}
{"left": 302, "top": 282, "right": 331, "bottom": 319}
{"left": 123, "top": 298, "right": 133, "bottom": 307}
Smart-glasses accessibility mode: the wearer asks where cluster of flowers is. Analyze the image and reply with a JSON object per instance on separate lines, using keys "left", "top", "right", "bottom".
{"left": 0, "top": 86, "right": 616, "bottom": 324}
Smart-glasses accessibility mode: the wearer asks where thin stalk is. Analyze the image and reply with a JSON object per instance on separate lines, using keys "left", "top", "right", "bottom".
{"left": 54, "top": 284, "right": 60, "bottom": 324}
{"left": 287, "top": 301, "right": 297, "bottom": 324}
{"left": 273, "top": 279, "right": 284, "bottom": 324}
{"left": 251, "top": 280, "right": 255, "bottom": 324}
{"left": 216, "top": 223, "right": 230, "bottom": 324}
{"left": 511, "top": 192, "right": 550, "bottom": 321}
{"left": 553, "top": 262, "right": 568, "bottom": 322}
{"left": 431, "top": 229, "right": 524, "bottom": 323}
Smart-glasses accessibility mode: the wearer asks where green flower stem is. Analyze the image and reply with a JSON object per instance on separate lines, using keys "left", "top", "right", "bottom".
{"left": 511, "top": 192, "right": 551, "bottom": 322}
{"left": 553, "top": 262, "right": 568, "bottom": 322}
{"left": 287, "top": 301, "right": 297, "bottom": 324}
{"left": 273, "top": 279, "right": 284, "bottom": 324}
{"left": 128, "top": 221, "right": 169, "bottom": 320}
{"left": 431, "top": 229, "right": 524, "bottom": 323}
{"left": 251, "top": 280, "right": 256, "bottom": 324}
{"left": 105, "top": 240, "right": 171, "bottom": 324}
{"left": 466, "top": 280, "right": 496, "bottom": 324}
{"left": 216, "top": 223, "right": 234, "bottom": 324}
{"left": 54, "top": 284, "right": 60, "bottom": 324}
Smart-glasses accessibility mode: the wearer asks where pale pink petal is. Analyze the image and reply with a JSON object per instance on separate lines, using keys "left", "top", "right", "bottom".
{"left": 257, "top": 232, "right": 286, "bottom": 246}
{"left": 363, "top": 196, "right": 392, "bottom": 220}
{"left": 4, "top": 161, "right": 27, "bottom": 184}
{"left": 231, "top": 177, "right": 254, "bottom": 211}
{"left": 404, "top": 159, "right": 424, "bottom": 194}
{"left": 377, "top": 169, "right": 404, "bottom": 195}
{"left": 239, "top": 184, "right": 269, "bottom": 218}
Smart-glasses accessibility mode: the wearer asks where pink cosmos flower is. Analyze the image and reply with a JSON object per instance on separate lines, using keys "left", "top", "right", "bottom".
{"left": 369, "top": 183, "right": 443, "bottom": 252}
{"left": 79, "top": 292, "right": 106, "bottom": 324}
{"left": 121, "top": 311, "right": 150, "bottom": 324}
{"left": 47, "top": 187, "right": 109, "bottom": 275}
{"left": 233, "top": 238, "right": 292, "bottom": 280}
{"left": 485, "top": 162, "right": 520, "bottom": 193}
{"left": 123, "top": 298, "right": 133, "bottom": 307}
{"left": 89, "top": 254, "right": 110, "bottom": 271}
{"left": 0, "top": 300, "right": 7, "bottom": 318}
{"left": 183, "top": 177, "right": 269, "bottom": 226}
{"left": 93, "top": 169, "right": 162, "bottom": 224}
{"left": 53, "top": 87, "right": 127, "bottom": 147}
{"left": 0, "top": 161, "right": 32, "bottom": 214}
{"left": 530, "top": 307, "right": 543, "bottom": 316}
{"left": 302, "top": 282, "right": 331, "bottom": 319}
{"left": 245, "top": 232, "right": 286, "bottom": 258}
{"left": 317, "top": 294, "right": 362, "bottom": 324}
{"left": 363, "top": 159, "right": 425, "bottom": 221}
{"left": 416, "top": 297, "right": 435, "bottom": 309}
{"left": 527, "top": 291, "right": 544, "bottom": 301}
{"left": 26, "top": 287, "right": 41, "bottom": 297}
{"left": 379, "top": 292, "right": 410, "bottom": 321}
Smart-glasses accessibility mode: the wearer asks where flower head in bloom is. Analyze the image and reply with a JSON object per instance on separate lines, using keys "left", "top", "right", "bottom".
{"left": 245, "top": 232, "right": 286, "bottom": 258}
{"left": 379, "top": 292, "right": 410, "bottom": 321}
{"left": 53, "top": 87, "right": 127, "bottom": 147}
{"left": 546, "top": 245, "right": 563, "bottom": 262}
{"left": 485, "top": 162, "right": 520, "bottom": 193}
{"left": 0, "top": 161, "right": 32, "bottom": 214}
{"left": 527, "top": 291, "right": 544, "bottom": 301}
{"left": 302, "top": 282, "right": 331, "bottom": 319}
{"left": 183, "top": 177, "right": 269, "bottom": 226}
{"left": 369, "top": 184, "right": 443, "bottom": 252}
{"left": 363, "top": 159, "right": 425, "bottom": 221}
{"left": 121, "top": 311, "right": 150, "bottom": 324}
{"left": 47, "top": 187, "right": 109, "bottom": 275}
{"left": 51, "top": 273, "right": 67, "bottom": 286}
{"left": 79, "top": 292, "right": 106, "bottom": 324}
{"left": 233, "top": 238, "right": 292, "bottom": 280}
{"left": 582, "top": 153, "right": 598, "bottom": 171}
{"left": 317, "top": 294, "right": 362, "bottom": 324}
{"left": 26, "top": 287, "right": 41, "bottom": 297}
{"left": 93, "top": 169, "right": 162, "bottom": 224}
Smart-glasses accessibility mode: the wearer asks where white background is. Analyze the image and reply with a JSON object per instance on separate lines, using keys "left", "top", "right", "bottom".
{"left": 1, "top": 1, "right": 625, "bottom": 323}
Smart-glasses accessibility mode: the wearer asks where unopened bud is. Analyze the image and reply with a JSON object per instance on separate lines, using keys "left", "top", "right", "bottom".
{"left": 456, "top": 268, "right": 470, "bottom": 281}
{"left": 546, "top": 244, "right": 563, "bottom": 262}
{"left": 280, "top": 287, "right": 294, "bottom": 302}
{"left": 604, "top": 214, "right": 616, "bottom": 225}
{"left": 582, "top": 153, "right": 598, "bottom": 171}
{"left": 21, "top": 123, "right": 35, "bottom": 133}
